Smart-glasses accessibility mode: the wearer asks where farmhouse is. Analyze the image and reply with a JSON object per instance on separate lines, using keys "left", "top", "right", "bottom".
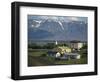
{"left": 67, "top": 41, "right": 86, "bottom": 51}
{"left": 65, "top": 53, "right": 80, "bottom": 59}
{"left": 47, "top": 51, "right": 61, "bottom": 57}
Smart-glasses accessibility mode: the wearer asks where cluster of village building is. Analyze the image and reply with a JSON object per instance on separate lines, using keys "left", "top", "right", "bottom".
{"left": 47, "top": 41, "right": 86, "bottom": 60}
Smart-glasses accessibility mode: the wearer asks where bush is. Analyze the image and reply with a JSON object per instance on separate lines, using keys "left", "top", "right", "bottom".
{"left": 41, "top": 54, "right": 47, "bottom": 57}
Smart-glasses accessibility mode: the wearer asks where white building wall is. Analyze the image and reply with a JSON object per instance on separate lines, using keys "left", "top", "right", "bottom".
{"left": 78, "top": 43, "right": 83, "bottom": 49}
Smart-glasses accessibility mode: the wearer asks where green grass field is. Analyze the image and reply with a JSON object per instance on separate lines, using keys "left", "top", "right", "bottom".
{"left": 28, "top": 49, "right": 87, "bottom": 66}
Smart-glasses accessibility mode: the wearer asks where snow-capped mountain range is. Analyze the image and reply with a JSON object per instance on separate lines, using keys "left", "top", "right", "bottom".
{"left": 28, "top": 17, "right": 87, "bottom": 41}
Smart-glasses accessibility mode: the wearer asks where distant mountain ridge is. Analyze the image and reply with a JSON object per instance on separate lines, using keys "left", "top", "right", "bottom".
{"left": 28, "top": 19, "right": 87, "bottom": 41}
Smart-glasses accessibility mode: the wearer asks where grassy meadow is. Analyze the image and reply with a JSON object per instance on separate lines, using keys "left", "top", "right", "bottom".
{"left": 28, "top": 49, "right": 87, "bottom": 66}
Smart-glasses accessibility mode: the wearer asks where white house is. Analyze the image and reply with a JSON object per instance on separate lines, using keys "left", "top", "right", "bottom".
{"left": 68, "top": 41, "right": 86, "bottom": 51}
{"left": 64, "top": 53, "right": 81, "bottom": 59}
{"left": 47, "top": 51, "right": 61, "bottom": 58}
{"left": 55, "top": 52, "right": 61, "bottom": 58}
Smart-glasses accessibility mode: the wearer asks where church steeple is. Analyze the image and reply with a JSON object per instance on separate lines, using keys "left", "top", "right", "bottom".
{"left": 55, "top": 41, "right": 58, "bottom": 45}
